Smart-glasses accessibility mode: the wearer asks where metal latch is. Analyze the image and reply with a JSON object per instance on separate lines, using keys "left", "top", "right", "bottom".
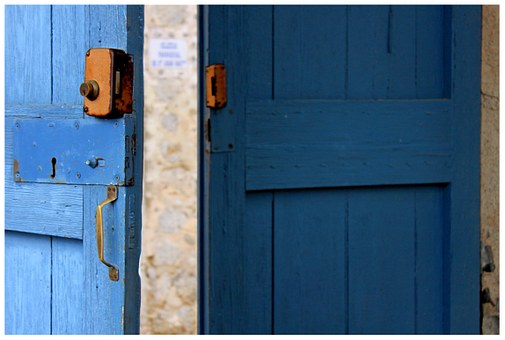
{"left": 80, "top": 48, "right": 133, "bottom": 118}
{"left": 206, "top": 64, "right": 227, "bottom": 109}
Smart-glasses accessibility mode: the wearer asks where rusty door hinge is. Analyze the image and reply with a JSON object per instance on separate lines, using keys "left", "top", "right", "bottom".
{"left": 206, "top": 64, "right": 227, "bottom": 109}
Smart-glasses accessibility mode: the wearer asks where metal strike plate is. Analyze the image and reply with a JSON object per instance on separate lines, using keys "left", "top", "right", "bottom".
{"left": 206, "top": 64, "right": 227, "bottom": 109}
{"left": 81, "top": 48, "right": 133, "bottom": 118}
{"left": 13, "top": 119, "right": 134, "bottom": 185}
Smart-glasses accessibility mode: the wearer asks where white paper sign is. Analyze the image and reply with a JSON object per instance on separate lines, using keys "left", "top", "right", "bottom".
{"left": 149, "top": 39, "right": 187, "bottom": 68}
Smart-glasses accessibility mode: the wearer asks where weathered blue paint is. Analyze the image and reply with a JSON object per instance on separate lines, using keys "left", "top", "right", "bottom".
{"left": 199, "top": 5, "right": 481, "bottom": 334}
{"left": 13, "top": 118, "right": 133, "bottom": 185}
{"left": 5, "top": 5, "right": 143, "bottom": 334}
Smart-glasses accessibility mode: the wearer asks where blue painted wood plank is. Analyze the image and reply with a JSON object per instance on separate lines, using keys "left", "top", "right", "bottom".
{"left": 348, "top": 187, "right": 416, "bottom": 334}
{"left": 52, "top": 237, "right": 84, "bottom": 334}
{"left": 245, "top": 5, "right": 273, "bottom": 100}
{"left": 89, "top": 5, "right": 127, "bottom": 50}
{"left": 415, "top": 186, "right": 446, "bottom": 334}
{"left": 52, "top": 5, "right": 89, "bottom": 105}
{"left": 274, "top": 189, "right": 347, "bottom": 334}
{"left": 5, "top": 5, "right": 52, "bottom": 104}
{"left": 385, "top": 6, "right": 416, "bottom": 98}
{"left": 246, "top": 100, "right": 452, "bottom": 145}
{"left": 123, "top": 6, "right": 145, "bottom": 333}
{"left": 415, "top": 6, "right": 449, "bottom": 98}
{"left": 205, "top": 5, "right": 248, "bottom": 334}
{"left": 449, "top": 6, "right": 481, "bottom": 334}
{"left": 274, "top": 6, "right": 347, "bottom": 99}
{"left": 5, "top": 105, "right": 84, "bottom": 118}
{"left": 198, "top": 5, "right": 210, "bottom": 334}
{"left": 347, "top": 6, "right": 390, "bottom": 99}
{"left": 245, "top": 100, "right": 452, "bottom": 190}
{"left": 4, "top": 182, "right": 83, "bottom": 239}
{"left": 243, "top": 192, "right": 273, "bottom": 334}
{"left": 5, "top": 231, "right": 51, "bottom": 334}
{"left": 246, "top": 143, "right": 451, "bottom": 190}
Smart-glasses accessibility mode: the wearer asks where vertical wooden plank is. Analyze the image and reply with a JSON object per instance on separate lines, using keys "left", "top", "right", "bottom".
{"left": 197, "top": 4, "right": 210, "bottom": 334}
{"left": 5, "top": 231, "right": 51, "bottom": 334}
{"left": 275, "top": 189, "right": 347, "bottom": 334}
{"left": 348, "top": 187, "right": 415, "bottom": 334}
{"left": 89, "top": 5, "right": 127, "bottom": 49}
{"left": 347, "top": 5, "right": 417, "bottom": 99}
{"left": 5, "top": 5, "right": 52, "bottom": 104}
{"left": 245, "top": 5, "right": 273, "bottom": 100}
{"left": 243, "top": 192, "right": 273, "bottom": 334}
{"left": 52, "top": 5, "right": 88, "bottom": 105}
{"left": 415, "top": 6, "right": 447, "bottom": 98}
{"left": 347, "top": 6, "right": 389, "bottom": 99}
{"left": 52, "top": 237, "right": 84, "bottom": 334}
{"left": 206, "top": 5, "right": 248, "bottom": 334}
{"left": 274, "top": 6, "right": 346, "bottom": 99}
{"left": 415, "top": 186, "right": 446, "bottom": 334}
{"left": 123, "top": 5, "right": 144, "bottom": 334}
{"left": 449, "top": 6, "right": 481, "bottom": 334}
{"left": 386, "top": 6, "right": 416, "bottom": 98}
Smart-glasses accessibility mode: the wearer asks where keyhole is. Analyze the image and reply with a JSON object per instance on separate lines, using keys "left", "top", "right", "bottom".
{"left": 50, "top": 157, "right": 57, "bottom": 179}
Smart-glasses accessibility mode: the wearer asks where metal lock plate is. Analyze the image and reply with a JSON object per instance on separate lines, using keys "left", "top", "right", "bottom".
{"left": 206, "top": 64, "right": 227, "bottom": 109}
{"left": 81, "top": 48, "right": 133, "bottom": 118}
{"left": 13, "top": 118, "right": 134, "bottom": 186}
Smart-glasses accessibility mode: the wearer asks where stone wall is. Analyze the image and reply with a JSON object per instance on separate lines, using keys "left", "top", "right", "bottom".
{"left": 140, "top": 5, "right": 499, "bottom": 335}
{"left": 480, "top": 5, "right": 499, "bottom": 335}
{"left": 141, "top": 5, "right": 198, "bottom": 334}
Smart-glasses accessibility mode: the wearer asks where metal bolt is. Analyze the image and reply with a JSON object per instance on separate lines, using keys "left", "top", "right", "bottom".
{"left": 15, "top": 172, "right": 21, "bottom": 179}
{"left": 86, "top": 158, "right": 98, "bottom": 168}
{"left": 15, "top": 122, "right": 20, "bottom": 128}
{"left": 114, "top": 122, "right": 119, "bottom": 128}
{"left": 76, "top": 172, "right": 81, "bottom": 179}
{"left": 74, "top": 121, "right": 80, "bottom": 129}
{"left": 86, "top": 50, "right": 91, "bottom": 57}
{"left": 114, "top": 175, "right": 120, "bottom": 182}
{"left": 83, "top": 106, "right": 89, "bottom": 113}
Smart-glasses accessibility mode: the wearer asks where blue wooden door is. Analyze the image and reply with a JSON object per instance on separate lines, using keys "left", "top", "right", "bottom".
{"left": 200, "top": 5, "right": 481, "bottom": 334}
{"left": 5, "top": 5, "right": 143, "bottom": 334}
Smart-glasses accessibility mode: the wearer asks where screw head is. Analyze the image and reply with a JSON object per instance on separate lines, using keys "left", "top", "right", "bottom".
{"left": 76, "top": 172, "right": 81, "bottom": 179}
{"left": 114, "top": 175, "right": 120, "bottom": 182}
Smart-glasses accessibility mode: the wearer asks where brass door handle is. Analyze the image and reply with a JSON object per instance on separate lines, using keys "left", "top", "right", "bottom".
{"left": 96, "top": 185, "right": 119, "bottom": 281}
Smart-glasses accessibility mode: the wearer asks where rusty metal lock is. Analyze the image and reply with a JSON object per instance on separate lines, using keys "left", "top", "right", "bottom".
{"left": 80, "top": 48, "right": 133, "bottom": 118}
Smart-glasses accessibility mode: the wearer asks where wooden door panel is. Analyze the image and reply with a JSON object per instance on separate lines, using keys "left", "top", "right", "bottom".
{"left": 52, "top": 238, "right": 85, "bottom": 334}
{"left": 202, "top": 4, "right": 480, "bottom": 334}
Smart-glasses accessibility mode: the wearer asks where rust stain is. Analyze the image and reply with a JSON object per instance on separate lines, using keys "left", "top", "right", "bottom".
{"left": 13, "top": 159, "right": 23, "bottom": 182}
{"left": 114, "top": 55, "right": 134, "bottom": 116}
